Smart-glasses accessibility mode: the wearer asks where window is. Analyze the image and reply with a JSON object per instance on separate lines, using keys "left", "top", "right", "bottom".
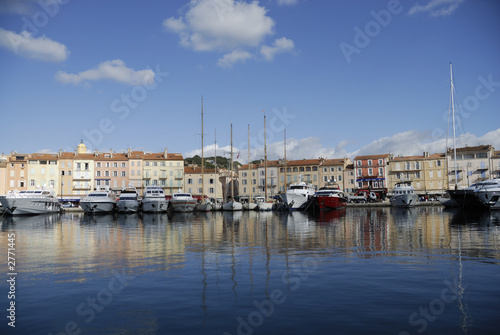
{"left": 188, "top": 178, "right": 193, "bottom": 184}
{"left": 198, "top": 178, "right": 202, "bottom": 184}
{"left": 378, "top": 167, "right": 383, "bottom": 176}
{"left": 242, "top": 172, "right": 247, "bottom": 177}
{"left": 209, "top": 178, "right": 214, "bottom": 184}
{"left": 378, "top": 159, "right": 383, "bottom": 165}
{"left": 415, "top": 162, "right": 420, "bottom": 169}
{"left": 242, "top": 179, "right": 247, "bottom": 185}
{"left": 436, "top": 161, "right": 441, "bottom": 167}
{"left": 299, "top": 167, "right": 304, "bottom": 172}
{"left": 105, "top": 171, "right": 110, "bottom": 177}
{"left": 30, "top": 180, "right": 35, "bottom": 186}
{"left": 338, "top": 175, "right": 342, "bottom": 181}
{"left": 306, "top": 167, "right": 311, "bottom": 172}
{"left": 368, "top": 168, "right": 373, "bottom": 176}
{"left": 121, "top": 171, "right": 126, "bottom": 177}
{"left": 96, "top": 171, "right": 101, "bottom": 177}
{"left": 323, "top": 168, "right": 327, "bottom": 172}
{"left": 405, "top": 162, "right": 411, "bottom": 170}
{"left": 415, "top": 172, "right": 421, "bottom": 179}
{"left": 209, "top": 187, "right": 214, "bottom": 194}
{"left": 368, "top": 160, "right": 372, "bottom": 166}
{"left": 76, "top": 163, "right": 81, "bottom": 170}
{"left": 357, "top": 168, "right": 362, "bottom": 176}
{"left": 357, "top": 160, "right": 362, "bottom": 166}
{"left": 121, "top": 163, "right": 126, "bottom": 168}
{"left": 96, "top": 162, "right": 101, "bottom": 168}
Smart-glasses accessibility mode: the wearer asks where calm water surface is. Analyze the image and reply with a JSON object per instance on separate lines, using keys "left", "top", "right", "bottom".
{"left": 1, "top": 207, "right": 499, "bottom": 335}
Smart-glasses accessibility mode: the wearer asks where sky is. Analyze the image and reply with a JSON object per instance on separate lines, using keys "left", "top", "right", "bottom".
{"left": 0, "top": 0, "right": 499, "bottom": 163}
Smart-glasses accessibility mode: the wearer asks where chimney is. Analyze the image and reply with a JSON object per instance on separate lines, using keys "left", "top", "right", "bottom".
{"left": 164, "top": 147, "right": 168, "bottom": 158}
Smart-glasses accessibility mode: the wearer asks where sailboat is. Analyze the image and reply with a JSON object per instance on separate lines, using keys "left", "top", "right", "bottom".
{"left": 258, "top": 113, "right": 273, "bottom": 211}
{"left": 196, "top": 96, "right": 212, "bottom": 212}
{"left": 222, "top": 123, "right": 243, "bottom": 211}
{"left": 212, "top": 129, "right": 222, "bottom": 211}
{"left": 243, "top": 124, "right": 257, "bottom": 210}
{"left": 439, "top": 63, "right": 484, "bottom": 209}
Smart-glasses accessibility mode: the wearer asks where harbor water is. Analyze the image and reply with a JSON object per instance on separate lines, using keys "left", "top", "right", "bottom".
{"left": 1, "top": 207, "right": 499, "bottom": 334}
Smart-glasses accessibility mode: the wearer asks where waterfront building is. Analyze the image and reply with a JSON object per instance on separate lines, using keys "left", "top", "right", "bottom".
{"left": 446, "top": 145, "right": 495, "bottom": 188}
{"left": 492, "top": 150, "right": 500, "bottom": 179}
{"left": 344, "top": 163, "right": 356, "bottom": 193}
{"left": 183, "top": 166, "right": 223, "bottom": 201}
{"left": 93, "top": 149, "right": 128, "bottom": 192}
{"left": 5, "top": 152, "right": 29, "bottom": 191}
{"left": 143, "top": 149, "right": 184, "bottom": 196}
{"left": 71, "top": 141, "right": 95, "bottom": 196}
{"left": 58, "top": 151, "right": 76, "bottom": 201}
{"left": 0, "top": 158, "right": 7, "bottom": 195}
{"left": 317, "top": 158, "right": 352, "bottom": 191}
{"left": 354, "top": 154, "right": 391, "bottom": 191}
{"left": 387, "top": 152, "right": 448, "bottom": 197}
{"left": 126, "top": 149, "right": 144, "bottom": 192}
{"left": 27, "top": 153, "right": 59, "bottom": 191}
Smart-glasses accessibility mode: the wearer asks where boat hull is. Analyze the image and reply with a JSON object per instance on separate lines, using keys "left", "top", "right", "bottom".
{"left": 257, "top": 202, "right": 273, "bottom": 211}
{"left": 281, "top": 193, "right": 310, "bottom": 210}
{"left": 314, "top": 196, "right": 347, "bottom": 210}
{"left": 80, "top": 201, "right": 115, "bottom": 214}
{"left": 142, "top": 199, "right": 169, "bottom": 213}
{"left": 116, "top": 200, "right": 141, "bottom": 213}
{"left": 243, "top": 203, "right": 257, "bottom": 210}
{"left": 475, "top": 189, "right": 500, "bottom": 210}
{"left": 390, "top": 194, "right": 418, "bottom": 208}
{"left": 0, "top": 197, "right": 61, "bottom": 215}
{"left": 196, "top": 203, "right": 213, "bottom": 212}
{"left": 447, "top": 189, "right": 484, "bottom": 209}
{"left": 223, "top": 201, "right": 243, "bottom": 211}
{"left": 170, "top": 201, "right": 197, "bottom": 212}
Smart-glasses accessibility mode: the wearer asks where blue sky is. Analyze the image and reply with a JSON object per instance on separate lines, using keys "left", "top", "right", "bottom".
{"left": 0, "top": 0, "right": 499, "bottom": 162}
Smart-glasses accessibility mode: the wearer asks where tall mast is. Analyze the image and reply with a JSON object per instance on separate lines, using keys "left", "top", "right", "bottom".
{"left": 230, "top": 123, "right": 234, "bottom": 200}
{"left": 214, "top": 129, "right": 217, "bottom": 201}
{"left": 201, "top": 96, "right": 205, "bottom": 202}
{"left": 248, "top": 124, "right": 252, "bottom": 203}
{"left": 264, "top": 114, "right": 267, "bottom": 202}
{"left": 284, "top": 129, "right": 287, "bottom": 190}
{"left": 450, "top": 63, "right": 458, "bottom": 189}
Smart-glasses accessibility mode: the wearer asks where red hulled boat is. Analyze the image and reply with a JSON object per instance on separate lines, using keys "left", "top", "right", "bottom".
{"left": 313, "top": 183, "right": 348, "bottom": 210}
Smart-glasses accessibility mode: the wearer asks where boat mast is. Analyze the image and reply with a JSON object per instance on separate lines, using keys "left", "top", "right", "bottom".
{"left": 201, "top": 96, "right": 205, "bottom": 202}
{"left": 230, "top": 123, "right": 234, "bottom": 201}
{"left": 264, "top": 113, "right": 268, "bottom": 202}
{"left": 248, "top": 124, "right": 252, "bottom": 203}
{"left": 284, "top": 129, "right": 287, "bottom": 190}
{"left": 450, "top": 62, "right": 458, "bottom": 189}
{"left": 214, "top": 129, "right": 217, "bottom": 202}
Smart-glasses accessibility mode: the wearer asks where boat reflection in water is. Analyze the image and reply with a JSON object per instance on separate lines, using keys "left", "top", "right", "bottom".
{"left": 1, "top": 208, "right": 499, "bottom": 335}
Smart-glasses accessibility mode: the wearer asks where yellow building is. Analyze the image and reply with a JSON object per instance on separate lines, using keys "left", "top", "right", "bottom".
{"left": 143, "top": 149, "right": 184, "bottom": 195}
{"left": 27, "top": 153, "right": 59, "bottom": 190}
{"left": 183, "top": 166, "right": 223, "bottom": 201}
{"left": 387, "top": 152, "right": 448, "bottom": 196}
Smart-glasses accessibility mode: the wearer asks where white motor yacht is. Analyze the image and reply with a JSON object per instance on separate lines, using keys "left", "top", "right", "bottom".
{"left": 170, "top": 191, "right": 197, "bottom": 212}
{"left": 116, "top": 186, "right": 141, "bottom": 213}
{"left": 80, "top": 188, "right": 116, "bottom": 214}
{"left": 142, "top": 186, "right": 169, "bottom": 213}
{"left": 0, "top": 188, "right": 61, "bottom": 215}
{"left": 281, "top": 181, "right": 315, "bottom": 210}
{"left": 474, "top": 178, "right": 500, "bottom": 210}
{"left": 390, "top": 182, "right": 418, "bottom": 208}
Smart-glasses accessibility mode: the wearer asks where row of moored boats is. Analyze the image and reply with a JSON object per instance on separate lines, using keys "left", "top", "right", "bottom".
{"left": 439, "top": 178, "right": 500, "bottom": 210}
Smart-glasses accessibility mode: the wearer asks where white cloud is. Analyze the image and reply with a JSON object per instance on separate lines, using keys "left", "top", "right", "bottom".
{"left": 260, "top": 37, "right": 294, "bottom": 61}
{"left": 164, "top": 0, "right": 274, "bottom": 52}
{"left": 0, "top": 28, "right": 69, "bottom": 62}
{"left": 55, "top": 60, "right": 155, "bottom": 86}
{"left": 217, "top": 49, "right": 252, "bottom": 68}
{"left": 408, "top": 0, "right": 464, "bottom": 17}
{"left": 186, "top": 128, "right": 500, "bottom": 163}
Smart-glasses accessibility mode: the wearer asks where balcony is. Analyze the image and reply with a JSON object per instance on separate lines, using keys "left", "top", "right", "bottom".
{"left": 73, "top": 176, "right": 91, "bottom": 181}
{"left": 73, "top": 185, "right": 91, "bottom": 190}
